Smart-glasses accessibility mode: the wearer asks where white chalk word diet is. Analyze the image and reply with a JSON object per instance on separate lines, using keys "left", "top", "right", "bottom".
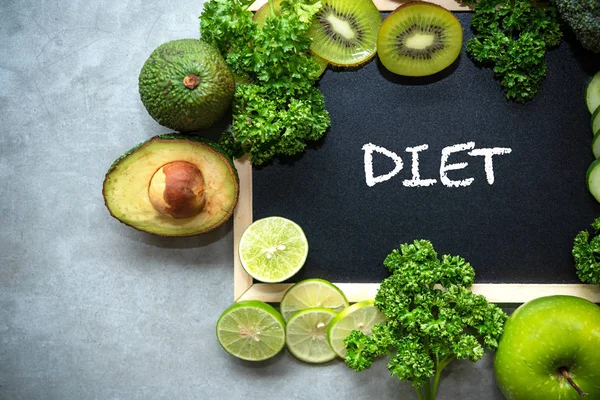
{"left": 363, "top": 142, "right": 512, "bottom": 188}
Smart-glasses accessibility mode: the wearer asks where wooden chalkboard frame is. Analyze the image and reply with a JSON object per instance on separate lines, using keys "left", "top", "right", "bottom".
{"left": 233, "top": 1, "right": 600, "bottom": 304}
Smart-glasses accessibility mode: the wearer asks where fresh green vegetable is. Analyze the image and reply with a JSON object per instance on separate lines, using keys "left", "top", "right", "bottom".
{"left": 592, "top": 106, "right": 600, "bottom": 133}
{"left": 199, "top": 0, "right": 330, "bottom": 165}
{"left": 572, "top": 217, "right": 600, "bottom": 284}
{"left": 586, "top": 158, "right": 600, "bottom": 203}
{"left": 463, "top": 0, "right": 562, "bottom": 103}
{"left": 586, "top": 72, "right": 600, "bottom": 114}
{"left": 327, "top": 300, "right": 387, "bottom": 359}
{"left": 592, "top": 128, "right": 600, "bottom": 158}
{"left": 343, "top": 240, "right": 507, "bottom": 400}
{"left": 555, "top": 0, "right": 600, "bottom": 54}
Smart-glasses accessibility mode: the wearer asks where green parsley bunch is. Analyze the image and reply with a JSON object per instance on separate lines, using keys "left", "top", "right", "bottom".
{"left": 200, "top": 0, "right": 330, "bottom": 165}
{"left": 344, "top": 240, "right": 507, "bottom": 400}
{"left": 573, "top": 217, "right": 600, "bottom": 284}
{"left": 464, "top": 0, "right": 562, "bottom": 102}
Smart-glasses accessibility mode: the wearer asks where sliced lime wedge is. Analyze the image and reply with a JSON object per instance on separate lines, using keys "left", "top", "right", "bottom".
{"left": 280, "top": 278, "right": 349, "bottom": 321}
{"left": 286, "top": 307, "right": 338, "bottom": 363}
{"left": 327, "top": 300, "right": 387, "bottom": 358}
{"left": 239, "top": 217, "right": 308, "bottom": 283}
{"left": 216, "top": 300, "right": 286, "bottom": 361}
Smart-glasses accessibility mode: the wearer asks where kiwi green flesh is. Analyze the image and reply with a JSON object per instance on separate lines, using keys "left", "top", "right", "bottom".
{"left": 307, "top": 0, "right": 381, "bottom": 67}
{"left": 313, "top": 54, "right": 329, "bottom": 77}
{"left": 377, "top": 3, "right": 463, "bottom": 77}
{"left": 253, "top": 0, "right": 283, "bottom": 28}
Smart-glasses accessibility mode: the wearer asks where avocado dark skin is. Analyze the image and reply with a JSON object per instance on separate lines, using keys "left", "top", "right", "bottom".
{"left": 139, "top": 39, "right": 235, "bottom": 132}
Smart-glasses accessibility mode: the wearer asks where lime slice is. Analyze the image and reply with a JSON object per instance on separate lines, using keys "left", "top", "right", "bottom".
{"left": 327, "top": 300, "right": 387, "bottom": 358}
{"left": 286, "top": 307, "right": 338, "bottom": 363}
{"left": 216, "top": 300, "right": 286, "bottom": 361}
{"left": 239, "top": 217, "right": 308, "bottom": 283}
{"left": 280, "top": 278, "right": 349, "bottom": 321}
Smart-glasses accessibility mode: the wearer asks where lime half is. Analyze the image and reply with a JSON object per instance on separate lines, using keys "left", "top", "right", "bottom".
{"left": 280, "top": 278, "right": 349, "bottom": 321}
{"left": 286, "top": 307, "right": 338, "bottom": 363}
{"left": 327, "top": 300, "right": 387, "bottom": 358}
{"left": 239, "top": 217, "right": 308, "bottom": 283}
{"left": 216, "top": 300, "right": 286, "bottom": 361}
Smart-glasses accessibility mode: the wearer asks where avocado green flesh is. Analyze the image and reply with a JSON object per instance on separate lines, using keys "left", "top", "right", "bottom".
{"left": 139, "top": 39, "right": 235, "bottom": 132}
{"left": 103, "top": 136, "right": 239, "bottom": 236}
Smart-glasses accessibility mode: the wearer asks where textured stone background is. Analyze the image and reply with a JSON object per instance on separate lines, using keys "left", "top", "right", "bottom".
{"left": 0, "top": 1, "right": 505, "bottom": 399}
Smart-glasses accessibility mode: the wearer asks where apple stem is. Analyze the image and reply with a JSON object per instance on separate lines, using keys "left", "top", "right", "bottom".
{"left": 559, "top": 367, "right": 588, "bottom": 397}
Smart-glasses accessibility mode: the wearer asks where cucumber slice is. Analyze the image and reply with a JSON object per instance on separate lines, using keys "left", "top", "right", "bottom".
{"left": 592, "top": 106, "right": 600, "bottom": 134}
{"left": 586, "top": 72, "right": 600, "bottom": 114}
{"left": 593, "top": 129, "right": 600, "bottom": 159}
{"left": 586, "top": 158, "right": 600, "bottom": 202}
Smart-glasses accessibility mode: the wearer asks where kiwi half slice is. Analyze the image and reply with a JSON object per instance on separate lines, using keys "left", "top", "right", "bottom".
{"left": 306, "top": 0, "right": 381, "bottom": 67}
{"left": 377, "top": 2, "right": 463, "bottom": 77}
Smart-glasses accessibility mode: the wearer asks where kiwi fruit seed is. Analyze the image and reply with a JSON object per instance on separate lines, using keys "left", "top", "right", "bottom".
{"left": 306, "top": 0, "right": 381, "bottom": 67}
{"left": 377, "top": 2, "right": 463, "bottom": 77}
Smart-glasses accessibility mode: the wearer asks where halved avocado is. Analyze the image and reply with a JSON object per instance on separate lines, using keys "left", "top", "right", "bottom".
{"left": 103, "top": 134, "right": 239, "bottom": 236}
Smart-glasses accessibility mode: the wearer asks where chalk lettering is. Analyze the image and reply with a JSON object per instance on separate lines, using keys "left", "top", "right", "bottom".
{"left": 362, "top": 142, "right": 513, "bottom": 187}
{"left": 468, "top": 147, "right": 512, "bottom": 185}
{"left": 440, "top": 142, "right": 476, "bottom": 187}
{"left": 403, "top": 144, "right": 437, "bottom": 187}
{"left": 362, "top": 143, "right": 403, "bottom": 187}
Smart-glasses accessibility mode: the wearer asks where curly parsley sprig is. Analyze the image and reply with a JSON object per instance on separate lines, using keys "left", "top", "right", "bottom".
{"left": 573, "top": 218, "right": 600, "bottom": 284}
{"left": 344, "top": 240, "right": 507, "bottom": 400}
{"left": 199, "top": 0, "right": 330, "bottom": 165}
{"left": 464, "top": 0, "right": 562, "bottom": 102}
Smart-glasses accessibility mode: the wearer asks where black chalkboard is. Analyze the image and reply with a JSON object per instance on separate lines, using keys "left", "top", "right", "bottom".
{"left": 252, "top": 13, "right": 600, "bottom": 285}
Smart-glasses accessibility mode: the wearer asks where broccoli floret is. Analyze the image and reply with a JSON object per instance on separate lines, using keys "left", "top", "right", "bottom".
{"left": 555, "top": 0, "right": 600, "bottom": 53}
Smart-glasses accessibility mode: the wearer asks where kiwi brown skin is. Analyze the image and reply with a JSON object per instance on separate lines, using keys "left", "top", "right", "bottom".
{"left": 377, "top": 1, "right": 463, "bottom": 77}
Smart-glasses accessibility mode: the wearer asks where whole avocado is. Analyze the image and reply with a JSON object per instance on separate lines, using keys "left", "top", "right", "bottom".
{"left": 139, "top": 39, "right": 235, "bottom": 132}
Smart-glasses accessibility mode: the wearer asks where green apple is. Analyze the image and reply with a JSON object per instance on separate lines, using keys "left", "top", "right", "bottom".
{"left": 494, "top": 295, "right": 600, "bottom": 400}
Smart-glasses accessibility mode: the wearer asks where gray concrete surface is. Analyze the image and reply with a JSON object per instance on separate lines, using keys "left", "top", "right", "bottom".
{"left": 0, "top": 1, "right": 506, "bottom": 399}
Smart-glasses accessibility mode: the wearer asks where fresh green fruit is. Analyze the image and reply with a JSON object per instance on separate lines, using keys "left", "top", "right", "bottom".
{"left": 306, "top": 0, "right": 381, "bottom": 67}
{"left": 377, "top": 2, "right": 463, "bottom": 77}
{"left": 494, "top": 295, "right": 600, "bottom": 400}
{"left": 592, "top": 105, "right": 600, "bottom": 134}
{"left": 327, "top": 300, "right": 387, "bottom": 358}
{"left": 254, "top": 0, "right": 328, "bottom": 78}
{"left": 239, "top": 217, "right": 308, "bottom": 283}
{"left": 253, "top": 0, "right": 283, "bottom": 27}
{"left": 216, "top": 300, "right": 286, "bottom": 361}
{"left": 586, "top": 71, "right": 600, "bottom": 114}
{"left": 103, "top": 134, "right": 239, "bottom": 236}
{"left": 586, "top": 157, "right": 600, "bottom": 202}
{"left": 285, "top": 307, "right": 338, "bottom": 363}
{"left": 139, "top": 39, "right": 235, "bottom": 132}
{"left": 592, "top": 129, "right": 600, "bottom": 158}
{"left": 312, "top": 54, "right": 329, "bottom": 77}
{"left": 280, "top": 278, "right": 349, "bottom": 321}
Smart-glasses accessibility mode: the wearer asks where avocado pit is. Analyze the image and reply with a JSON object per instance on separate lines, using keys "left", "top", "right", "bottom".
{"left": 148, "top": 161, "right": 206, "bottom": 219}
